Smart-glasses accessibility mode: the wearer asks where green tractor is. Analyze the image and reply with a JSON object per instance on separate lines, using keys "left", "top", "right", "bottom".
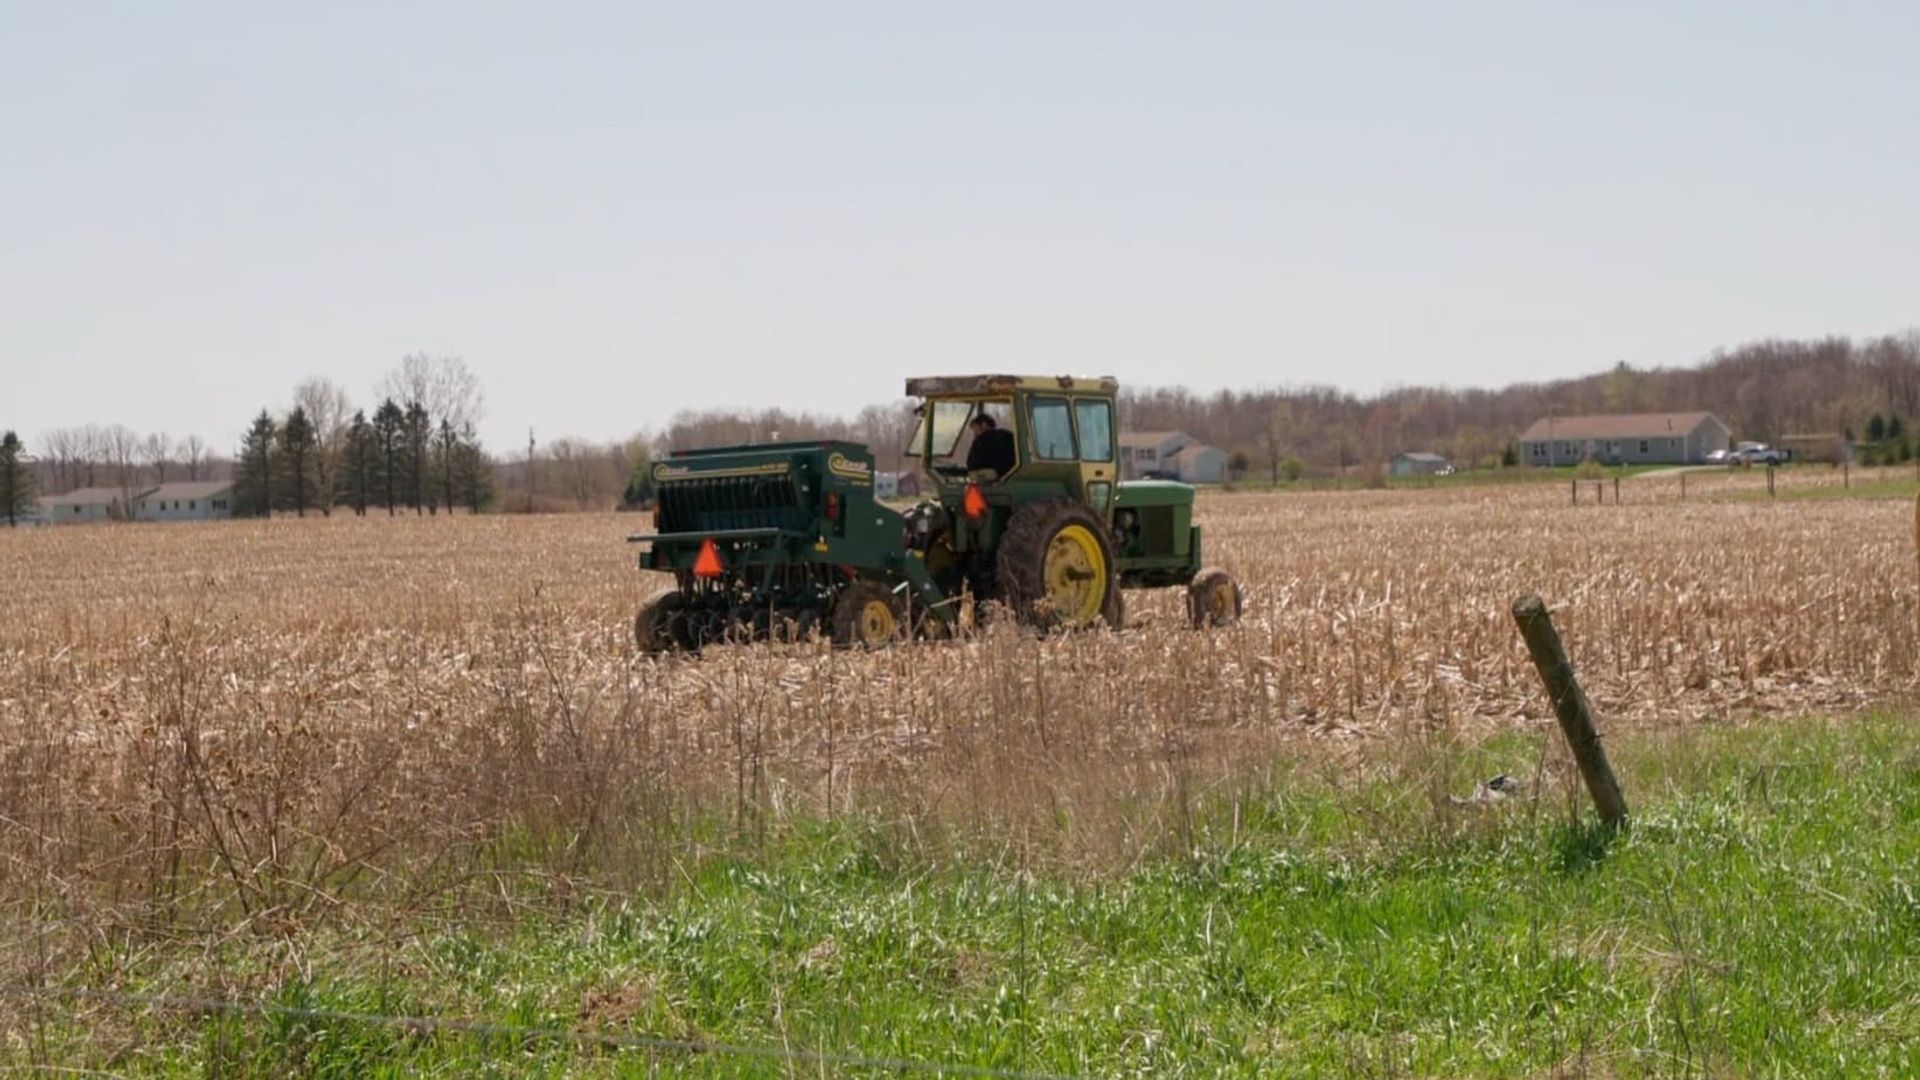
{"left": 631, "top": 374, "right": 1242, "bottom": 650}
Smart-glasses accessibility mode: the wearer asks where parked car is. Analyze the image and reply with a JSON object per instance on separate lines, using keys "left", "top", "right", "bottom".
{"left": 1705, "top": 448, "right": 1732, "bottom": 464}
{"left": 1732, "top": 445, "right": 1783, "bottom": 466}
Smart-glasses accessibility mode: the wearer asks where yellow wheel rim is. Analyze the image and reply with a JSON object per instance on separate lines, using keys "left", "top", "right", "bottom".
{"left": 857, "top": 598, "right": 898, "bottom": 643}
{"left": 1043, "top": 524, "right": 1108, "bottom": 624}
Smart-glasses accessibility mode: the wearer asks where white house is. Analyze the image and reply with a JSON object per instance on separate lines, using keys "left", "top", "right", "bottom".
{"left": 1118, "top": 431, "right": 1227, "bottom": 484}
{"left": 135, "top": 481, "right": 235, "bottom": 522}
{"left": 36, "top": 486, "right": 148, "bottom": 524}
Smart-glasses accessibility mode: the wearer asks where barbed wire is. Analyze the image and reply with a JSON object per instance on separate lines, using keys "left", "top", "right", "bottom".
{"left": 0, "top": 985, "right": 1079, "bottom": 1080}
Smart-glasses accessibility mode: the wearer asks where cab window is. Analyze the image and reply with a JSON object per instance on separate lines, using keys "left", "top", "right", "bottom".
{"left": 907, "top": 400, "right": 975, "bottom": 458}
{"left": 1074, "top": 399, "right": 1113, "bottom": 462}
{"left": 1028, "top": 397, "right": 1076, "bottom": 460}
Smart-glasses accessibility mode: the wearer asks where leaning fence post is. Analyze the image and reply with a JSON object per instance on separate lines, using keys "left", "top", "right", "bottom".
{"left": 1510, "top": 594, "right": 1629, "bottom": 829}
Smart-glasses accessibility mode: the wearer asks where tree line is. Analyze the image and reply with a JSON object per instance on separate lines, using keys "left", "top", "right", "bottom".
{"left": 1115, "top": 332, "right": 1920, "bottom": 477}
{"left": 631, "top": 333, "right": 1920, "bottom": 479}
{"left": 230, "top": 355, "right": 494, "bottom": 517}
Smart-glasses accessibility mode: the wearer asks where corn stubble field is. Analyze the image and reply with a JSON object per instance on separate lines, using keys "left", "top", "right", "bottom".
{"left": 2, "top": 470, "right": 1918, "bottom": 1072}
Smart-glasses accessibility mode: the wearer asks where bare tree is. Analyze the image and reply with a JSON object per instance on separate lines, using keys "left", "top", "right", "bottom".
{"left": 41, "top": 428, "right": 81, "bottom": 492}
{"left": 101, "top": 425, "right": 142, "bottom": 517}
{"left": 141, "top": 432, "right": 175, "bottom": 484}
{"left": 294, "top": 377, "right": 353, "bottom": 513}
{"left": 180, "top": 434, "right": 208, "bottom": 481}
{"left": 77, "top": 425, "right": 105, "bottom": 487}
{"left": 377, "top": 353, "right": 484, "bottom": 434}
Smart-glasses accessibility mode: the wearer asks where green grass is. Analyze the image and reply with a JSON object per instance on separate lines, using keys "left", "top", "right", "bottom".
{"left": 23, "top": 714, "right": 1920, "bottom": 1077}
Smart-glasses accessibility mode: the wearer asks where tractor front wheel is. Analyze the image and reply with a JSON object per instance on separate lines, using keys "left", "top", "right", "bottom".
{"left": 1187, "top": 567, "right": 1242, "bottom": 628}
{"left": 996, "top": 499, "right": 1123, "bottom": 631}
{"left": 635, "top": 588, "right": 691, "bottom": 653}
{"left": 831, "top": 581, "right": 906, "bottom": 648}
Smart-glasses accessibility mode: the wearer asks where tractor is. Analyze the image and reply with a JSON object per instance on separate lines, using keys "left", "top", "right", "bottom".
{"left": 631, "top": 374, "right": 1241, "bottom": 650}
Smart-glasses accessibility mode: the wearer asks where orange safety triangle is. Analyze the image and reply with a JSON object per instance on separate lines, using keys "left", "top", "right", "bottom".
{"left": 963, "top": 484, "right": 988, "bottom": 519}
{"left": 693, "top": 537, "right": 725, "bottom": 578}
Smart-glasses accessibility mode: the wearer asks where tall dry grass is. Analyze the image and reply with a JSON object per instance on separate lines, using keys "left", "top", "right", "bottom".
{"left": 1, "top": 483, "right": 1916, "bottom": 967}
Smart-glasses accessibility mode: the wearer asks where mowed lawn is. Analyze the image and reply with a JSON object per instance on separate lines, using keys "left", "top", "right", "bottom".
{"left": 37, "top": 713, "right": 1920, "bottom": 1078}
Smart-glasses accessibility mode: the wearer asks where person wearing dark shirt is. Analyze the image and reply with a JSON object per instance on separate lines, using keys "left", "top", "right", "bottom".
{"left": 965, "top": 413, "right": 1016, "bottom": 479}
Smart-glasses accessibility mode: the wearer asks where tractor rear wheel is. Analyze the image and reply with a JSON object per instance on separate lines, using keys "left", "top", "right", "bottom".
{"left": 1187, "top": 567, "right": 1242, "bottom": 628}
{"left": 634, "top": 588, "right": 691, "bottom": 653}
{"left": 831, "top": 581, "right": 906, "bottom": 648}
{"left": 995, "top": 499, "right": 1123, "bottom": 631}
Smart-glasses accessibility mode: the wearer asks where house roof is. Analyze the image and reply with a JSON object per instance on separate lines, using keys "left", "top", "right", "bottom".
{"left": 1165, "top": 443, "right": 1220, "bottom": 460}
{"left": 38, "top": 486, "right": 151, "bottom": 507}
{"left": 146, "top": 481, "right": 233, "bottom": 500}
{"left": 1395, "top": 451, "right": 1449, "bottom": 463}
{"left": 1118, "top": 431, "right": 1188, "bottom": 449}
{"left": 1518, "top": 412, "right": 1721, "bottom": 442}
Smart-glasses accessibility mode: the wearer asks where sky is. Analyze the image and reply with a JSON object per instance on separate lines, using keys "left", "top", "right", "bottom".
{"left": 5, "top": 2, "right": 1918, "bottom": 452}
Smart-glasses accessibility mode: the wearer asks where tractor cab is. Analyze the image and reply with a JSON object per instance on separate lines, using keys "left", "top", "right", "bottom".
{"left": 904, "top": 374, "right": 1120, "bottom": 519}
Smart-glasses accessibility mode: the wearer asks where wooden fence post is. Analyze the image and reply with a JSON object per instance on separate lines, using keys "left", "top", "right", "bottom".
{"left": 1510, "top": 594, "right": 1629, "bottom": 829}
{"left": 1680, "top": 472, "right": 1687, "bottom": 500}
{"left": 1767, "top": 466, "right": 1776, "bottom": 497}
{"left": 1613, "top": 476, "right": 1620, "bottom": 504}
{"left": 1843, "top": 461, "right": 1849, "bottom": 489}
{"left": 1571, "top": 479, "right": 1578, "bottom": 506}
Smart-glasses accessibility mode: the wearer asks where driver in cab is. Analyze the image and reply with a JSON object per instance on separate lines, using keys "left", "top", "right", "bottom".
{"left": 965, "top": 413, "right": 1016, "bottom": 480}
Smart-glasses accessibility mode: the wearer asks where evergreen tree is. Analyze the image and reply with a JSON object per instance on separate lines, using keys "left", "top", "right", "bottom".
{"left": 1888, "top": 415, "right": 1905, "bottom": 442}
{"left": 436, "top": 419, "right": 459, "bottom": 515}
{"left": 275, "top": 406, "right": 317, "bottom": 517}
{"left": 234, "top": 411, "right": 278, "bottom": 517}
{"left": 456, "top": 427, "right": 494, "bottom": 513}
{"left": 372, "top": 399, "right": 405, "bottom": 515}
{"left": 403, "top": 401, "right": 432, "bottom": 513}
{"left": 1866, "top": 414, "right": 1886, "bottom": 443}
{"left": 1, "top": 431, "right": 36, "bottom": 527}
{"left": 340, "top": 410, "right": 375, "bottom": 516}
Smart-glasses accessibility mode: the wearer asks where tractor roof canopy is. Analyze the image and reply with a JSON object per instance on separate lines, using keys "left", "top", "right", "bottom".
{"left": 904, "top": 374, "right": 1118, "bottom": 398}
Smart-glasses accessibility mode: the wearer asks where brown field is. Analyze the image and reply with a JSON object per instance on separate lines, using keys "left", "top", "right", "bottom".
{"left": 2, "top": 478, "right": 1916, "bottom": 956}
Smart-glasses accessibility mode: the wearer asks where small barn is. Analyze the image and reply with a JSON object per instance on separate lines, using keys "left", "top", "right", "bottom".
{"left": 1164, "top": 443, "right": 1227, "bottom": 484}
{"left": 1390, "top": 452, "right": 1451, "bottom": 477}
{"left": 1776, "top": 434, "right": 1851, "bottom": 465}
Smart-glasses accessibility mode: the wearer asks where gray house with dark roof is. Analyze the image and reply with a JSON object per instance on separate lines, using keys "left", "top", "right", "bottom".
{"left": 37, "top": 486, "right": 150, "bottom": 524}
{"left": 135, "top": 481, "right": 235, "bottom": 522}
{"left": 1518, "top": 412, "right": 1731, "bottom": 467}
